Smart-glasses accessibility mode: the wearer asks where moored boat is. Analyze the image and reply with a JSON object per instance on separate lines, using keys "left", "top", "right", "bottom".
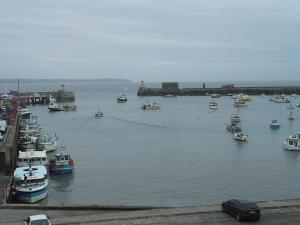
{"left": 231, "top": 113, "right": 241, "bottom": 123}
{"left": 270, "top": 120, "right": 280, "bottom": 129}
{"left": 117, "top": 94, "right": 127, "bottom": 103}
{"left": 141, "top": 102, "right": 161, "bottom": 110}
{"left": 283, "top": 132, "right": 300, "bottom": 151}
{"left": 19, "top": 108, "right": 32, "bottom": 118}
{"left": 95, "top": 110, "right": 104, "bottom": 117}
{"left": 12, "top": 165, "right": 48, "bottom": 203}
{"left": 17, "top": 150, "right": 48, "bottom": 168}
{"left": 233, "top": 132, "right": 248, "bottom": 141}
{"left": 37, "top": 133, "right": 58, "bottom": 152}
{"left": 288, "top": 110, "right": 295, "bottom": 120}
{"left": 209, "top": 101, "right": 218, "bottom": 110}
{"left": 226, "top": 123, "right": 242, "bottom": 133}
{"left": 49, "top": 148, "right": 75, "bottom": 175}
{"left": 48, "top": 95, "right": 63, "bottom": 112}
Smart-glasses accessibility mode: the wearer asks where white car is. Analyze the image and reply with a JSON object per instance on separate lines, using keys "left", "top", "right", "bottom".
{"left": 24, "top": 214, "right": 51, "bottom": 225}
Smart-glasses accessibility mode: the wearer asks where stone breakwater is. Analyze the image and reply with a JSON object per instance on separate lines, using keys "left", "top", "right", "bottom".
{"left": 137, "top": 85, "right": 300, "bottom": 96}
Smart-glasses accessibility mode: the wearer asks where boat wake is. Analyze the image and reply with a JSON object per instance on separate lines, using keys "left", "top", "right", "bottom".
{"left": 107, "top": 116, "right": 170, "bottom": 129}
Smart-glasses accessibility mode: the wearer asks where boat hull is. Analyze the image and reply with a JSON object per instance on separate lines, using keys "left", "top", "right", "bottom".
{"left": 50, "top": 164, "right": 74, "bottom": 175}
{"left": 283, "top": 141, "right": 300, "bottom": 151}
{"left": 15, "top": 186, "right": 48, "bottom": 203}
{"left": 270, "top": 124, "right": 280, "bottom": 129}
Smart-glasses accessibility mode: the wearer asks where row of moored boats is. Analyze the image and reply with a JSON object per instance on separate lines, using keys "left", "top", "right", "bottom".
{"left": 12, "top": 108, "right": 75, "bottom": 203}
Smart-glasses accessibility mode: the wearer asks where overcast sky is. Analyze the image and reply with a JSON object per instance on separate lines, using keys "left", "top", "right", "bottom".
{"left": 0, "top": 0, "right": 299, "bottom": 82}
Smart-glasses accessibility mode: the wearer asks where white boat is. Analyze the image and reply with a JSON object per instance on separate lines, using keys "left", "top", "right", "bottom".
{"left": 141, "top": 103, "right": 161, "bottom": 110}
{"left": 17, "top": 150, "right": 48, "bottom": 168}
{"left": 211, "top": 93, "right": 221, "bottom": 98}
{"left": 233, "top": 132, "right": 248, "bottom": 141}
{"left": 260, "top": 93, "right": 266, "bottom": 98}
{"left": 38, "top": 133, "right": 58, "bottom": 152}
{"left": 117, "top": 94, "right": 127, "bottom": 102}
{"left": 291, "top": 94, "right": 297, "bottom": 98}
{"left": 164, "top": 94, "right": 177, "bottom": 97}
{"left": 283, "top": 132, "right": 300, "bottom": 151}
{"left": 95, "top": 110, "right": 104, "bottom": 117}
{"left": 287, "top": 104, "right": 294, "bottom": 110}
{"left": 234, "top": 99, "right": 247, "bottom": 107}
{"left": 288, "top": 111, "right": 295, "bottom": 120}
{"left": 270, "top": 120, "right": 280, "bottom": 129}
{"left": 19, "top": 108, "right": 32, "bottom": 118}
{"left": 48, "top": 95, "right": 62, "bottom": 112}
{"left": 209, "top": 101, "right": 218, "bottom": 110}
{"left": 231, "top": 113, "right": 241, "bottom": 123}
{"left": 226, "top": 122, "right": 242, "bottom": 133}
{"left": 12, "top": 165, "right": 48, "bottom": 203}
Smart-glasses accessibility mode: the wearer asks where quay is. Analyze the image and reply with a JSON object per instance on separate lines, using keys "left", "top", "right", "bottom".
{"left": 17, "top": 90, "right": 75, "bottom": 105}
{"left": 137, "top": 81, "right": 300, "bottom": 96}
{"left": 2, "top": 199, "right": 300, "bottom": 224}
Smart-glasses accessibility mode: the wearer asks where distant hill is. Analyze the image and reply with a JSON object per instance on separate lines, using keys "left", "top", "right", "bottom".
{"left": 0, "top": 78, "right": 133, "bottom": 84}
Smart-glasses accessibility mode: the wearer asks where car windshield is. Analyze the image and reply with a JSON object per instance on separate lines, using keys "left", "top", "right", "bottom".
{"left": 243, "top": 203, "right": 257, "bottom": 209}
{"left": 31, "top": 219, "right": 50, "bottom": 225}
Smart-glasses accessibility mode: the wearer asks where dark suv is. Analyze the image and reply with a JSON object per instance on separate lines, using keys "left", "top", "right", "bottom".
{"left": 222, "top": 199, "right": 260, "bottom": 221}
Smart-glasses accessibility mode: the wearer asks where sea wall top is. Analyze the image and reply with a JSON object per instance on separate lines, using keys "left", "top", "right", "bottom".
{"left": 137, "top": 82, "right": 300, "bottom": 96}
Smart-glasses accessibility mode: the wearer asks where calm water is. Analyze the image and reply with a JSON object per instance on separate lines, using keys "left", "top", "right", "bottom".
{"left": 3, "top": 80, "right": 300, "bottom": 206}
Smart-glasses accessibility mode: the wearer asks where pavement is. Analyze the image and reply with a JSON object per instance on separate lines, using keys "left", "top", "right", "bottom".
{"left": 2, "top": 199, "right": 300, "bottom": 224}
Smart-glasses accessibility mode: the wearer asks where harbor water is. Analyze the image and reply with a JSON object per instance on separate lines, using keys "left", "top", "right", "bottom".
{"left": 2, "top": 80, "right": 300, "bottom": 206}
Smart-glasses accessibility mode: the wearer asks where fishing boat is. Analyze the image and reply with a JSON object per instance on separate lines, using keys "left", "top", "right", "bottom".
{"left": 287, "top": 104, "right": 294, "bottom": 110}
{"left": 17, "top": 150, "right": 48, "bottom": 168}
{"left": 226, "top": 123, "right": 242, "bottom": 133}
{"left": 49, "top": 147, "right": 75, "bottom": 174}
{"left": 48, "top": 95, "right": 63, "bottom": 112}
{"left": 288, "top": 110, "right": 295, "bottom": 120}
{"left": 270, "top": 120, "right": 280, "bottom": 129}
{"left": 164, "top": 94, "right": 176, "bottom": 97}
{"left": 19, "top": 108, "right": 32, "bottom": 118}
{"left": 37, "top": 133, "right": 58, "bottom": 152}
{"left": 209, "top": 101, "right": 218, "bottom": 110}
{"left": 211, "top": 93, "right": 221, "bottom": 98}
{"left": 233, "top": 132, "right": 248, "bottom": 142}
{"left": 283, "top": 132, "right": 300, "bottom": 151}
{"left": 231, "top": 113, "right": 241, "bottom": 123}
{"left": 234, "top": 99, "right": 247, "bottom": 107}
{"left": 95, "top": 110, "right": 104, "bottom": 117}
{"left": 12, "top": 165, "right": 48, "bottom": 203}
{"left": 117, "top": 94, "right": 127, "bottom": 103}
{"left": 141, "top": 103, "right": 161, "bottom": 110}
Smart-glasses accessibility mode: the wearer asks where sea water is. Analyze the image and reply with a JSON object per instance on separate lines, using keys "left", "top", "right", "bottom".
{"left": 2, "top": 80, "right": 300, "bottom": 206}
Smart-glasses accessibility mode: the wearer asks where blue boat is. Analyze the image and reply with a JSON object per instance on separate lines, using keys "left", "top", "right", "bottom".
{"left": 270, "top": 120, "right": 280, "bottom": 129}
{"left": 49, "top": 149, "right": 75, "bottom": 175}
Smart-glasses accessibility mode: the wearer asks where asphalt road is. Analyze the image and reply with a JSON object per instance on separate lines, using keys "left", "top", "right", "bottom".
{"left": 2, "top": 203, "right": 300, "bottom": 225}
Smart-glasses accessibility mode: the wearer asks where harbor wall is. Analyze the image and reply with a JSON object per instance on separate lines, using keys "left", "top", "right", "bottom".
{"left": 137, "top": 84, "right": 300, "bottom": 96}
{"left": 17, "top": 90, "right": 75, "bottom": 104}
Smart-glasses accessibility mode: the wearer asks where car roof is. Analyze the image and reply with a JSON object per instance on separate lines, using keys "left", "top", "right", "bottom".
{"left": 29, "top": 214, "right": 48, "bottom": 220}
{"left": 228, "top": 199, "right": 255, "bottom": 204}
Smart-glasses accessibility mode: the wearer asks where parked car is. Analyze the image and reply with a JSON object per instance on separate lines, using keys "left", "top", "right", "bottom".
{"left": 221, "top": 199, "right": 260, "bottom": 221}
{"left": 23, "top": 214, "right": 51, "bottom": 225}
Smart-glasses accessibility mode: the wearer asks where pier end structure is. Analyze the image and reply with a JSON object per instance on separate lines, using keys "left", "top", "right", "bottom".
{"left": 137, "top": 82, "right": 300, "bottom": 96}
{"left": 17, "top": 90, "right": 75, "bottom": 105}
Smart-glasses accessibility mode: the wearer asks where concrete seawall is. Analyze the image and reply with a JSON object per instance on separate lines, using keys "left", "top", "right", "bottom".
{"left": 137, "top": 85, "right": 300, "bottom": 96}
{"left": 2, "top": 199, "right": 300, "bottom": 224}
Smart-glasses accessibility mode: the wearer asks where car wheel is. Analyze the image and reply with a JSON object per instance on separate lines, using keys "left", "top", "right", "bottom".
{"left": 236, "top": 213, "right": 240, "bottom": 221}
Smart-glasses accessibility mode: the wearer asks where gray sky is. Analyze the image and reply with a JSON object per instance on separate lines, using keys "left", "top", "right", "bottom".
{"left": 0, "top": 0, "right": 299, "bottom": 82}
